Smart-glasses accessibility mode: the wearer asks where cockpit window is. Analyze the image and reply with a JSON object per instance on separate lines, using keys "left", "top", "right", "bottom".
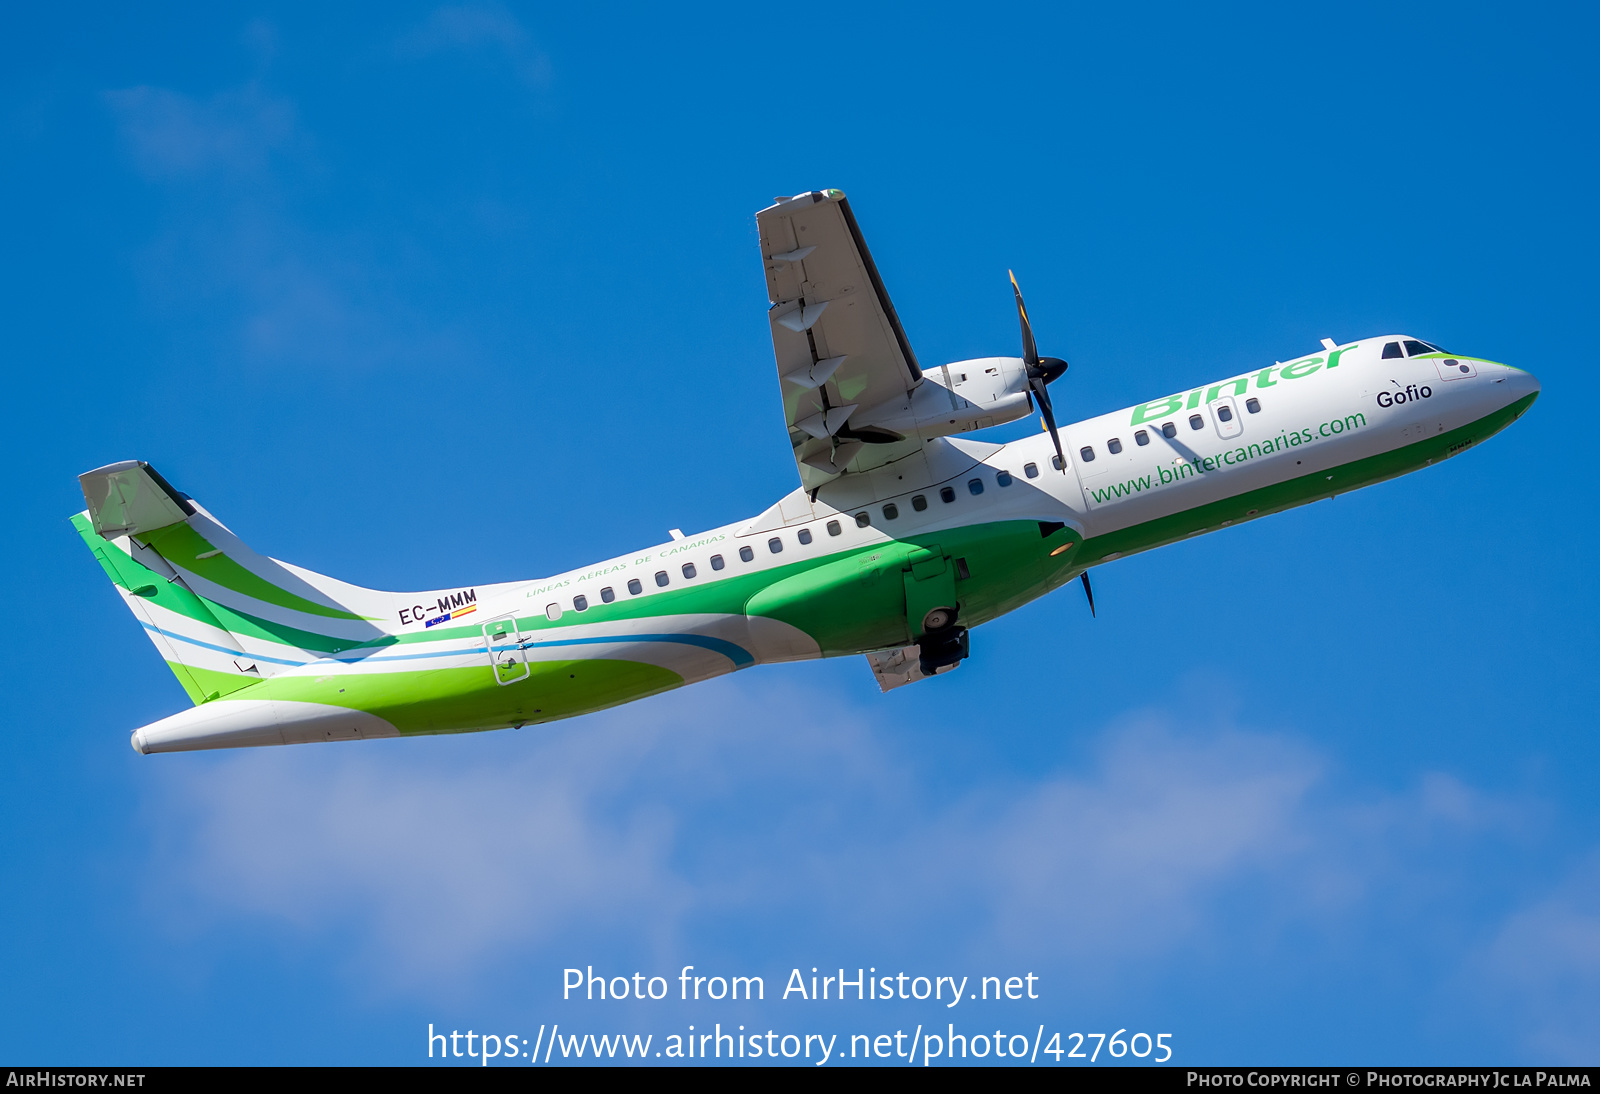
{"left": 1382, "top": 342, "right": 1404, "bottom": 359}
{"left": 1403, "top": 340, "right": 1437, "bottom": 357}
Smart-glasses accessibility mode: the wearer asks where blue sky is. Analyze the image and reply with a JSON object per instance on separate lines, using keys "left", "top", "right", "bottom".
{"left": 2, "top": 0, "right": 1597, "bottom": 1066}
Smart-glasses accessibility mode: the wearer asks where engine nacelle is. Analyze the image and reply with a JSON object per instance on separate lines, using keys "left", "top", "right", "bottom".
{"left": 848, "top": 357, "right": 1033, "bottom": 441}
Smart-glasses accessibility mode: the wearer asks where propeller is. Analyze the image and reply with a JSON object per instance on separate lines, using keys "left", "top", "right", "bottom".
{"left": 1009, "top": 272, "right": 1093, "bottom": 618}
{"left": 1009, "top": 271, "right": 1069, "bottom": 472}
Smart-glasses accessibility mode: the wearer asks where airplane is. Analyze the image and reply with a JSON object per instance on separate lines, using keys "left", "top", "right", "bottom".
{"left": 72, "top": 189, "right": 1541, "bottom": 755}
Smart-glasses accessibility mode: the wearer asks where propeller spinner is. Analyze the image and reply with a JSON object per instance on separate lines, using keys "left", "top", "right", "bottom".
{"left": 1009, "top": 271, "right": 1069, "bottom": 472}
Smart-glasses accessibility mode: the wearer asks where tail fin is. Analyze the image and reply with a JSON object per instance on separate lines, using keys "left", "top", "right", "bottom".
{"left": 74, "top": 461, "right": 393, "bottom": 704}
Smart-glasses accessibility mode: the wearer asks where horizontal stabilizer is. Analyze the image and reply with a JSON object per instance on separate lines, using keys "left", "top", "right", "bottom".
{"left": 79, "top": 461, "right": 194, "bottom": 538}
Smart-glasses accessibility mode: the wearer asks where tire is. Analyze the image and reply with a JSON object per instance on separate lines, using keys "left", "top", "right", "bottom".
{"left": 918, "top": 626, "right": 969, "bottom": 675}
{"left": 922, "top": 607, "right": 956, "bottom": 632}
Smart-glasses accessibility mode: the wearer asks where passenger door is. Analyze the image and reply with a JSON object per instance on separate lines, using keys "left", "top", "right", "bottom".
{"left": 482, "top": 614, "right": 531, "bottom": 685}
{"left": 1212, "top": 396, "right": 1244, "bottom": 440}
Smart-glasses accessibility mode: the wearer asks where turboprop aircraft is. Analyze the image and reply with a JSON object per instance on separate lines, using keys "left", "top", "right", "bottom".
{"left": 74, "top": 189, "right": 1540, "bottom": 755}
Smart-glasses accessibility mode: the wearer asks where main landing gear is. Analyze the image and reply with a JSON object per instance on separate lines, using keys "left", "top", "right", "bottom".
{"left": 917, "top": 607, "right": 969, "bottom": 678}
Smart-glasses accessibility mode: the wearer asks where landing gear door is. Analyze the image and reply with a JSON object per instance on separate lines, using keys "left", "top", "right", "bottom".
{"left": 482, "top": 613, "right": 530, "bottom": 685}
{"left": 903, "top": 547, "right": 957, "bottom": 642}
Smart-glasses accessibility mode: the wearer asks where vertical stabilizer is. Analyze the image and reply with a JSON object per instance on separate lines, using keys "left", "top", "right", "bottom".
{"left": 75, "top": 461, "right": 514, "bottom": 709}
{"left": 73, "top": 461, "right": 380, "bottom": 704}
{"left": 74, "top": 513, "right": 263, "bottom": 703}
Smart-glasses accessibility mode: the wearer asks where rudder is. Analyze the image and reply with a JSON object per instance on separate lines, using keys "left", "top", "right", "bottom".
{"left": 73, "top": 510, "right": 264, "bottom": 703}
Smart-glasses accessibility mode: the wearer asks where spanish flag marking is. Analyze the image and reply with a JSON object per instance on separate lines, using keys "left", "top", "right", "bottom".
{"left": 424, "top": 604, "right": 479, "bottom": 628}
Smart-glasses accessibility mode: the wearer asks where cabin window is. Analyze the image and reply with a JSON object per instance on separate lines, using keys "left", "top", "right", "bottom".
{"left": 546, "top": 603, "right": 561, "bottom": 620}
{"left": 573, "top": 594, "right": 588, "bottom": 612}
{"left": 1135, "top": 429, "right": 1149, "bottom": 446}
{"left": 1162, "top": 422, "right": 1177, "bottom": 438}
{"left": 1079, "top": 446, "right": 1096, "bottom": 462}
{"left": 856, "top": 511, "right": 871, "bottom": 527}
{"left": 1246, "top": 398, "right": 1261, "bottom": 414}
{"left": 1217, "top": 404, "right": 1234, "bottom": 422}
{"left": 768, "top": 536, "right": 783, "bottom": 554}
{"left": 968, "top": 478, "right": 984, "bottom": 495}
{"left": 1189, "top": 414, "right": 1204, "bottom": 430}
{"left": 883, "top": 503, "right": 899, "bottom": 520}
{"left": 1382, "top": 341, "right": 1404, "bottom": 359}
{"left": 1403, "top": 339, "right": 1434, "bottom": 357}
{"left": 627, "top": 578, "right": 643, "bottom": 595}
{"left": 710, "top": 554, "right": 724, "bottom": 571}
{"left": 940, "top": 486, "right": 956, "bottom": 503}
{"left": 912, "top": 494, "right": 928, "bottom": 511}
{"left": 654, "top": 570, "right": 669, "bottom": 587}
{"left": 739, "top": 545, "right": 754, "bottom": 562}
{"left": 827, "top": 520, "right": 841, "bottom": 536}
{"left": 997, "top": 470, "right": 1013, "bottom": 486}
{"left": 1024, "top": 462, "right": 1039, "bottom": 478}
{"left": 601, "top": 586, "right": 615, "bottom": 603}
{"left": 1107, "top": 438, "right": 1123, "bottom": 454}
{"left": 682, "top": 562, "right": 696, "bottom": 579}
{"left": 1051, "top": 454, "right": 1064, "bottom": 470}
{"left": 798, "top": 528, "right": 813, "bottom": 544}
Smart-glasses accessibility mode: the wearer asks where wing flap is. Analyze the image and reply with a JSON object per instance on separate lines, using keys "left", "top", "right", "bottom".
{"left": 758, "top": 191, "right": 925, "bottom": 489}
{"left": 864, "top": 644, "right": 960, "bottom": 692}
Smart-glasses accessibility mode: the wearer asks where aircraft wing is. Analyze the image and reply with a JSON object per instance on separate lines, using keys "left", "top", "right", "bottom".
{"left": 758, "top": 190, "right": 925, "bottom": 490}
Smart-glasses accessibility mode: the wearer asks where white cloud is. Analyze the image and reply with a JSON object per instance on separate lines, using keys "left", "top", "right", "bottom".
{"left": 143, "top": 664, "right": 1600, "bottom": 1068}
{"left": 149, "top": 718, "right": 694, "bottom": 991}
{"left": 104, "top": 75, "right": 471, "bottom": 371}
{"left": 143, "top": 675, "right": 1542, "bottom": 1001}
{"left": 965, "top": 718, "right": 1320, "bottom": 957}
{"left": 1479, "top": 855, "right": 1600, "bottom": 1061}
{"left": 105, "top": 84, "right": 297, "bottom": 179}
{"left": 394, "top": 4, "right": 552, "bottom": 88}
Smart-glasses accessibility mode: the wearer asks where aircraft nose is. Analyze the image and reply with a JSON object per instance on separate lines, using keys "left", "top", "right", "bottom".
{"left": 1500, "top": 365, "right": 1541, "bottom": 404}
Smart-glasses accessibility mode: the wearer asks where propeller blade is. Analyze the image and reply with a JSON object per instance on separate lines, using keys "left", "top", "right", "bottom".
{"left": 1010, "top": 271, "right": 1069, "bottom": 472}
{"left": 1080, "top": 571, "right": 1096, "bottom": 617}
{"left": 1009, "top": 270, "right": 1039, "bottom": 366}
{"left": 1032, "top": 375, "right": 1067, "bottom": 472}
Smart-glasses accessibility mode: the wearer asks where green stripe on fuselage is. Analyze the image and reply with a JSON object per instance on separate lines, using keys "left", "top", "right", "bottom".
{"left": 138, "top": 522, "right": 377, "bottom": 621}
{"left": 85, "top": 393, "right": 1536, "bottom": 737}
{"left": 171, "top": 663, "right": 265, "bottom": 703}
{"left": 72, "top": 513, "right": 372, "bottom": 655}
{"left": 1075, "top": 392, "right": 1536, "bottom": 566}
{"left": 241, "top": 658, "right": 683, "bottom": 735}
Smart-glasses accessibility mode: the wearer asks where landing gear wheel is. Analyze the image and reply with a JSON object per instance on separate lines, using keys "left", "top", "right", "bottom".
{"left": 918, "top": 624, "right": 969, "bottom": 677}
{"left": 922, "top": 606, "right": 956, "bottom": 632}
